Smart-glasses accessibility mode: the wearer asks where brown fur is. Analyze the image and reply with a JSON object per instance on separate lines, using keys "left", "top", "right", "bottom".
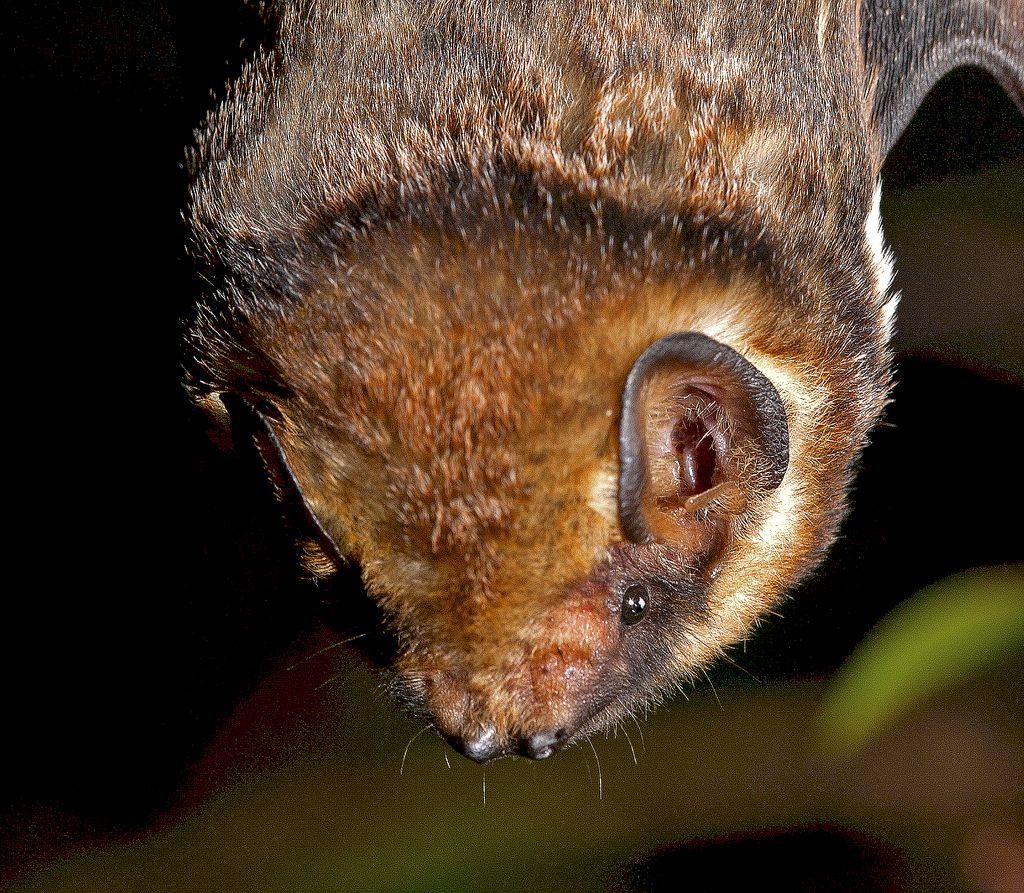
{"left": 185, "top": 0, "right": 897, "bottom": 754}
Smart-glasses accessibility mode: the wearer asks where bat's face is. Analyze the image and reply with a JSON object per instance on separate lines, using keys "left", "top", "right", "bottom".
{"left": 198, "top": 211, "right": 891, "bottom": 761}
{"left": 186, "top": 0, "right": 1022, "bottom": 760}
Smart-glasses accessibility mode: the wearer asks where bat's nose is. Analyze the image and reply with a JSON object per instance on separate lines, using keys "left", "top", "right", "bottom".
{"left": 446, "top": 725, "right": 571, "bottom": 762}
{"left": 447, "top": 724, "right": 507, "bottom": 763}
{"left": 514, "top": 727, "right": 568, "bottom": 760}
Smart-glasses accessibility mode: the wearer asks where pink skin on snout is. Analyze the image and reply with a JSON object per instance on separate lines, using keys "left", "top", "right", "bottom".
{"left": 415, "top": 577, "right": 623, "bottom": 761}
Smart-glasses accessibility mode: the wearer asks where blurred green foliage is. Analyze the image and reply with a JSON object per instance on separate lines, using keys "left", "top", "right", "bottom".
{"left": 817, "top": 565, "right": 1024, "bottom": 758}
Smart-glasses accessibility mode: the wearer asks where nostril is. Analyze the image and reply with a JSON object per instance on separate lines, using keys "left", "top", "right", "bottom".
{"left": 453, "top": 725, "right": 505, "bottom": 763}
{"left": 520, "top": 727, "right": 568, "bottom": 760}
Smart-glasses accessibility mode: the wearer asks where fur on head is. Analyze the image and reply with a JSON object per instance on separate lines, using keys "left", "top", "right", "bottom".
{"left": 184, "top": 0, "right": 1021, "bottom": 759}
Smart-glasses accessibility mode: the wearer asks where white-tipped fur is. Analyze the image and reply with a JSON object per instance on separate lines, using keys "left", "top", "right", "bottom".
{"left": 866, "top": 180, "right": 898, "bottom": 337}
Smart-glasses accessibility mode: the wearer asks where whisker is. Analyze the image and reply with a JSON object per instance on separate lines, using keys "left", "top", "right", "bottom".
{"left": 587, "top": 736, "right": 603, "bottom": 800}
{"left": 701, "top": 668, "right": 724, "bottom": 710}
{"left": 314, "top": 671, "right": 348, "bottom": 692}
{"left": 721, "top": 652, "right": 759, "bottom": 683}
{"left": 580, "top": 748, "right": 593, "bottom": 787}
{"left": 630, "top": 714, "right": 647, "bottom": 753}
{"left": 621, "top": 722, "right": 638, "bottom": 766}
{"left": 399, "top": 723, "right": 432, "bottom": 775}
{"left": 286, "top": 632, "right": 368, "bottom": 671}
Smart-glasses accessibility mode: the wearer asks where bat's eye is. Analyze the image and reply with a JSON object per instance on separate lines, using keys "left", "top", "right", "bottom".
{"left": 620, "top": 584, "right": 649, "bottom": 626}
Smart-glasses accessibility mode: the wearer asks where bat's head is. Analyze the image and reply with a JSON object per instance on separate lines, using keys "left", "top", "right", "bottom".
{"left": 189, "top": 207, "right": 889, "bottom": 760}
{"left": 185, "top": 0, "right": 1021, "bottom": 760}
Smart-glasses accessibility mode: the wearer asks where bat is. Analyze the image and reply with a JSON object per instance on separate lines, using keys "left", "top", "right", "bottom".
{"left": 184, "top": 0, "right": 1023, "bottom": 762}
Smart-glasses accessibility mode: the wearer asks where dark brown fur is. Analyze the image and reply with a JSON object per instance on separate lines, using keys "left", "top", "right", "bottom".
{"left": 184, "top": 0, "right": 1019, "bottom": 758}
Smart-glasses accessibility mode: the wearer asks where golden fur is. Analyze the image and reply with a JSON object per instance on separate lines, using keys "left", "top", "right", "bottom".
{"left": 185, "top": 0, "right": 897, "bottom": 750}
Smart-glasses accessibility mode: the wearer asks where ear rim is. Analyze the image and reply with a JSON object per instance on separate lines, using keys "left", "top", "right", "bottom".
{"left": 221, "top": 393, "right": 348, "bottom": 569}
{"left": 618, "top": 332, "right": 790, "bottom": 545}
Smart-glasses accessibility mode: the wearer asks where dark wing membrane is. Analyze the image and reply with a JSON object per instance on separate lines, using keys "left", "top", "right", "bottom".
{"left": 863, "top": 0, "right": 1024, "bottom": 156}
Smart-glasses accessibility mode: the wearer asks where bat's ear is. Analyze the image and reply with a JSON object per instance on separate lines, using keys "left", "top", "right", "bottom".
{"left": 220, "top": 393, "right": 346, "bottom": 573}
{"left": 618, "top": 333, "right": 789, "bottom": 557}
{"left": 862, "top": 0, "right": 1024, "bottom": 157}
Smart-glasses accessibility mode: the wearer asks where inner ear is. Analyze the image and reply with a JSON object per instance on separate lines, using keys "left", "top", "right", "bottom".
{"left": 661, "top": 389, "right": 726, "bottom": 504}
{"left": 618, "top": 332, "right": 789, "bottom": 547}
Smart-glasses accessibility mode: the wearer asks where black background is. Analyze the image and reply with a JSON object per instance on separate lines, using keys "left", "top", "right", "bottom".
{"left": 5, "top": 0, "right": 1023, "bottom": 878}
